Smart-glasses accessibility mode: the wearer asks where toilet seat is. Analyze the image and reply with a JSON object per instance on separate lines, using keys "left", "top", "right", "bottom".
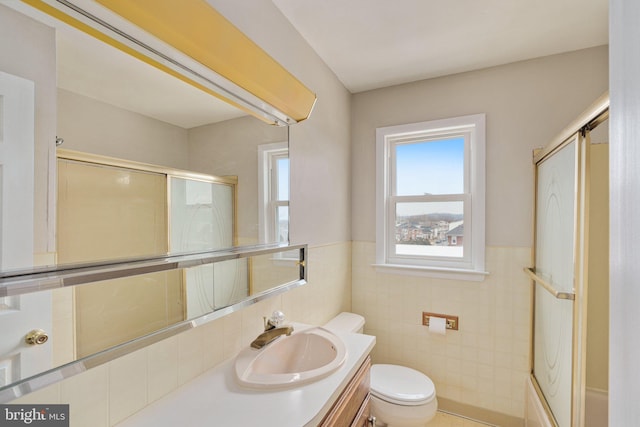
{"left": 370, "top": 364, "right": 436, "bottom": 406}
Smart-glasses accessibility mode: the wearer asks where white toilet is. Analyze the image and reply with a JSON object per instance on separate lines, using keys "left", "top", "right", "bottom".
{"left": 324, "top": 312, "right": 438, "bottom": 427}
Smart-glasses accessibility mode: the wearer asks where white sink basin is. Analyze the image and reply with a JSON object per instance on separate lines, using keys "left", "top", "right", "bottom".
{"left": 234, "top": 327, "right": 347, "bottom": 389}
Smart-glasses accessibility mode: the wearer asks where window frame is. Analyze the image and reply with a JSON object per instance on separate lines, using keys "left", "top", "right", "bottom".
{"left": 258, "top": 141, "right": 289, "bottom": 245}
{"left": 375, "top": 114, "right": 487, "bottom": 281}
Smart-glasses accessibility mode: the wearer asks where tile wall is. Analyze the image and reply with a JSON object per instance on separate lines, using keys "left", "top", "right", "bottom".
{"left": 352, "top": 242, "right": 532, "bottom": 420}
{"left": 13, "top": 241, "right": 531, "bottom": 425}
{"left": 12, "top": 242, "right": 352, "bottom": 426}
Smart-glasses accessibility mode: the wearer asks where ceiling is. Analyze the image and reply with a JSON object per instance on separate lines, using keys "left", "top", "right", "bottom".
{"left": 272, "top": 0, "right": 609, "bottom": 93}
{"left": 9, "top": 0, "right": 609, "bottom": 126}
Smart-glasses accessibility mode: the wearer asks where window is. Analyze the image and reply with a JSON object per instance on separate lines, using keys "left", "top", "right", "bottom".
{"left": 258, "top": 142, "right": 289, "bottom": 244}
{"left": 375, "top": 114, "right": 486, "bottom": 280}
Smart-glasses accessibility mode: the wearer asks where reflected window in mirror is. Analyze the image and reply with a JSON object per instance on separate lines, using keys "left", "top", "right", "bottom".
{"left": 258, "top": 142, "right": 289, "bottom": 245}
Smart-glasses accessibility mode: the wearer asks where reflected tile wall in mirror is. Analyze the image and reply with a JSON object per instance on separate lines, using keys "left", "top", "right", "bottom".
{"left": 1, "top": 248, "right": 303, "bottom": 392}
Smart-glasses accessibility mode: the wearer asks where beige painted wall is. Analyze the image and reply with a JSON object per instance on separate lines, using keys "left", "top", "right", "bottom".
{"left": 57, "top": 89, "right": 189, "bottom": 170}
{"left": 0, "top": 4, "right": 56, "bottom": 261}
{"left": 351, "top": 46, "right": 609, "bottom": 247}
{"left": 207, "top": 0, "right": 353, "bottom": 247}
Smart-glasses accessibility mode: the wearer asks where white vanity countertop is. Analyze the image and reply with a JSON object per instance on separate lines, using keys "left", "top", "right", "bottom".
{"left": 116, "top": 326, "right": 375, "bottom": 427}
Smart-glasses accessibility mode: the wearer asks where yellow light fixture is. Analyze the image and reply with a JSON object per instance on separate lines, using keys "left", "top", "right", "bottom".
{"left": 21, "top": 0, "right": 316, "bottom": 125}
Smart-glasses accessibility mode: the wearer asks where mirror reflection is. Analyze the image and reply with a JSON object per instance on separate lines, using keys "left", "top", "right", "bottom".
{"left": 0, "top": 248, "right": 303, "bottom": 387}
{"left": 0, "top": 2, "right": 301, "bottom": 397}
{"left": 56, "top": 151, "right": 239, "bottom": 264}
{"left": 0, "top": 2, "right": 290, "bottom": 273}
{"left": 56, "top": 31, "right": 290, "bottom": 260}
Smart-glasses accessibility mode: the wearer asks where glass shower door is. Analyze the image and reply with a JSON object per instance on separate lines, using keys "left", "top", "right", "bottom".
{"left": 530, "top": 131, "right": 588, "bottom": 427}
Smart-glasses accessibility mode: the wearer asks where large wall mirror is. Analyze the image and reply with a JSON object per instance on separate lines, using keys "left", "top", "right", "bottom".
{"left": 2, "top": 0, "right": 291, "bottom": 271}
{"left": 0, "top": 0, "right": 308, "bottom": 401}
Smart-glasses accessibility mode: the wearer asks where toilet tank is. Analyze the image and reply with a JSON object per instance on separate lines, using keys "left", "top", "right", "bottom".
{"left": 324, "top": 312, "right": 365, "bottom": 333}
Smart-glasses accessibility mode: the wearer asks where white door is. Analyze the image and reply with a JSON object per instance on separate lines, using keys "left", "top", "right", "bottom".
{"left": 0, "top": 71, "right": 35, "bottom": 271}
{"left": 0, "top": 293, "right": 53, "bottom": 387}
{"left": 0, "top": 71, "right": 52, "bottom": 387}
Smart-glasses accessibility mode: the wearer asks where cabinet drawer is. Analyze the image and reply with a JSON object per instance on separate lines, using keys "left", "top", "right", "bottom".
{"left": 351, "top": 394, "right": 371, "bottom": 427}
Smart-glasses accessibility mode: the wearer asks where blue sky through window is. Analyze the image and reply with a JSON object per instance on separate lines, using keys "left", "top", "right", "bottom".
{"left": 277, "top": 158, "right": 289, "bottom": 225}
{"left": 277, "top": 158, "right": 289, "bottom": 201}
{"left": 395, "top": 137, "right": 464, "bottom": 196}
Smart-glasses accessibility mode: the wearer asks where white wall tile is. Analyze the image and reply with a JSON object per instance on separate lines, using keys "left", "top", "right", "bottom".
{"left": 353, "top": 243, "right": 532, "bottom": 419}
{"left": 147, "top": 336, "right": 178, "bottom": 402}
{"left": 11, "top": 382, "right": 61, "bottom": 405}
{"left": 177, "top": 326, "right": 204, "bottom": 385}
{"left": 61, "top": 365, "right": 109, "bottom": 427}
{"left": 109, "top": 349, "right": 147, "bottom": 425}
{"left": 201, "top": 319, "right": 225, "bottom": 371}
{"left": 221, "top": 310, "right": 243, "bottom": 360}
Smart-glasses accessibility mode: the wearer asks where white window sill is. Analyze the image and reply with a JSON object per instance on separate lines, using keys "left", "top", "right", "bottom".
{"left": 372, "top": 263, "right": 489, "bottom": 282}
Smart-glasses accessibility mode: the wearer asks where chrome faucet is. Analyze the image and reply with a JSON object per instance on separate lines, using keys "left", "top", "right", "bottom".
{"left": 250, "top": 311, "right": 293, "bottom": 349}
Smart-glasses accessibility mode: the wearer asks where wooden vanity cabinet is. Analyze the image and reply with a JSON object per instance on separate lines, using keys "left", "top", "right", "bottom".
{"left": 320, "top": 356, "right": 373, "bottom": 427}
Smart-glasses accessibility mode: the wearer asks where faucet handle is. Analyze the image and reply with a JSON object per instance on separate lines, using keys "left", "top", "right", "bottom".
{"left": 269, "top": 310, "right": 285, "bottom": 327}
{"left": 263, "top": 311, "right": 286, "bottom": 330}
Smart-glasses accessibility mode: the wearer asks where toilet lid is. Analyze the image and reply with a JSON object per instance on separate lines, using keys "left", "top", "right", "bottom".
{"left": 370, "top": 364, "right": 436, "bottom": 406}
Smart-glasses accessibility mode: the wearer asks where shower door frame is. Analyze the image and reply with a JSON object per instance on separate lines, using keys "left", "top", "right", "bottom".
{"left": 528, "top": 94, "right": 609, "bottom": 427}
